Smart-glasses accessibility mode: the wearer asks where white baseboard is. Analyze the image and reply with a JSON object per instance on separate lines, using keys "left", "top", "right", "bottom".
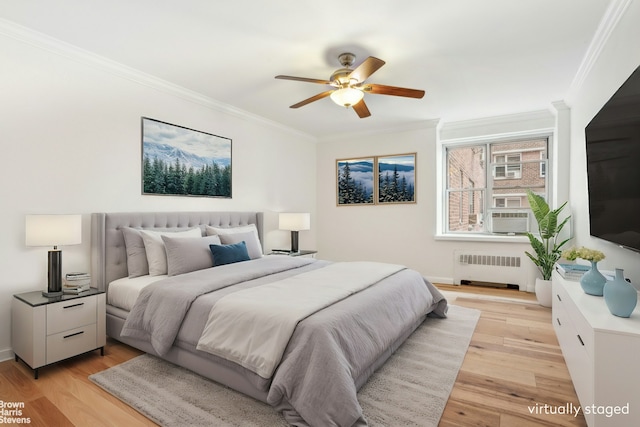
{"left": 426, "top": 276, "right": 454, "bottom": 285}
{"left": 0, "top": 347, "right": 14, "bottom": 363}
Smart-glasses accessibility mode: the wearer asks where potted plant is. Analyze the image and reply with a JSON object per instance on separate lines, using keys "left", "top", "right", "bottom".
{"left": 524, "top": 189, "right": 571, "bottom": 306}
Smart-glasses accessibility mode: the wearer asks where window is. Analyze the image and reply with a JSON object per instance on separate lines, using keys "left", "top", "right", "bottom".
{"left": 444, "top": 137, "right": 548, "bottom": 234}
{"left": 494, "top": 153, "right": 521, "bottom": 179}
{"left": 493, "top": 197, "right": 522, "bottom": 208}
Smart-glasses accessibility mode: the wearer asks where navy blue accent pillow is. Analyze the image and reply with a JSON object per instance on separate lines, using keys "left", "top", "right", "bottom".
{"left": 209, "top": 241, "right": 250, "bottom": 266}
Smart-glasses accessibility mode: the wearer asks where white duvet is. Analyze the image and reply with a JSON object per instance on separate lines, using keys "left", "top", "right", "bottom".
{"left": 108, "top": 275, "right": 167, "bottom": 311}
{"left": 196, "top": 261, "right": 405, "bottom": 379}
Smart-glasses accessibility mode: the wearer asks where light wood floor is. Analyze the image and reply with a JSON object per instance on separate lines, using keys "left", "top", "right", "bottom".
{"left": 438, "top": 284, "right": 586, "bottom": 426}
{"left": 0, "top": 285, "right": 585, "bottom": 427}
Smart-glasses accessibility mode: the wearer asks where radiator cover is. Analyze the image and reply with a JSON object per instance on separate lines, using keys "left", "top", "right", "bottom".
{"left": 453, "top": 250, "right": 535, "bottom": 292}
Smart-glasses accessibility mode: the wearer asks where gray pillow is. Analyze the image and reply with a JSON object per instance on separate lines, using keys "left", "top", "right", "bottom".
{"left": 141, "top": 228, "right": 203, "bottom": 276}
{"left": 218, "top": 231, "right": 263, "bottom": 260}
{"left": 121, "top": 227, "right": 149, "bottom": 278}
{"left": 205, "top": 224, "right": 263, "bottom": 260}
{"left": 162, "top": 235, "right": 221, "bottom": 276}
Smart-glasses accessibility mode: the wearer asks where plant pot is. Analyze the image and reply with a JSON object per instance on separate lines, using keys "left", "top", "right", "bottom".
{"left": 535, "top": 278, "right": 552, "bottom": 307}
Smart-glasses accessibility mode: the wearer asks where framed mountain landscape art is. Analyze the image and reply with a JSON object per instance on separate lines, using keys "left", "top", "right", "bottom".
{"left": 141, "top": 117, "right": 232, "bottom": 198}
{"left": 377, "top": 153, "right": 416, "bottom": 204}
{"left": 336, "top": 157, "right": 375, "bottom": 205}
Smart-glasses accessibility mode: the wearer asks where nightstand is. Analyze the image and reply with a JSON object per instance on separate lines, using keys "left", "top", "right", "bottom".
{"left": 270, "top": 250, "right": 317, "bottom": 258}
{"left": 12, "top": 288, "right": 106, "bottom": 379}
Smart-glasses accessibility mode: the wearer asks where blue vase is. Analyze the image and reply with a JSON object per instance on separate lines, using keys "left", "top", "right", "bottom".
{"left": 604, "top": 268, "right": 638, "bottom": 318}
{"left": 580, "top": 261, "right": 606, "bottom": 296}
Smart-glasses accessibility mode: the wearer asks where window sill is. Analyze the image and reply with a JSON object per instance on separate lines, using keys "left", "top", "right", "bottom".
{"left": 434, "top": 233, "right": 530, "bottom": 243}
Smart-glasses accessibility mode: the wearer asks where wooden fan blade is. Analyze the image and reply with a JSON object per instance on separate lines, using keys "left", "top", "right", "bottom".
{"left": 290, "top": 90, "right": 334, "bottom": 108}
{"left": 352, "top": 99, "right": 371, "bottom": 118}
{"left": 362, "top": 83, "right": 425, "bottom": 99}
{"left": 349, "top": 57, "right": 385, "bottom": 83}
{"left": 275, "top": 75, "right": 333, "bottom": 85}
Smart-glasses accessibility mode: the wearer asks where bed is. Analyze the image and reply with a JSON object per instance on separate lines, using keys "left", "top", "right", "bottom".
{"left": 91, "top": 211, "right": 448, "bottom": 426}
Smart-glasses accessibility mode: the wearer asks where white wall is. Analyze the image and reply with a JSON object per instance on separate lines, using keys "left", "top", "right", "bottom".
{"left": 316, "top": 111, "right": 561, "bottom": 287}
{"left": 0, "top": 31, "right": 317, "bottom": 360}
{"left": 316, "top": 123, "right": 447, "bottom": 279}
{"left": 567, "top": 0, "right": 640, "bottom": 283}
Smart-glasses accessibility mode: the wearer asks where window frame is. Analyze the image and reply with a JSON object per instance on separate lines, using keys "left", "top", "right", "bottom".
{"left": 440, "top": 133, "right": 551, "bottom": 239}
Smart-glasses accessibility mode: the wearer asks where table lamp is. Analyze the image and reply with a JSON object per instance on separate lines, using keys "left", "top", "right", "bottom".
{"left": 279, "top": 213, "right": 310, "bottom": 254}
{"left": 25, "top": 214, "right": 82, "bottom": 297}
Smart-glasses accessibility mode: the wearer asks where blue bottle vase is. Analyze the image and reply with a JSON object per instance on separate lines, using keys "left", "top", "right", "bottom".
{"left": 580, "top": 261, "right": 606, "bottom": 296}
{"left": 604, "top": 268, "right": 638, "bottom": 318}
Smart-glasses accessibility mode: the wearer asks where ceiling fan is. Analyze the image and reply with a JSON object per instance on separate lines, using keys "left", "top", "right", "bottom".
{"left": 275, "top": 52, "right": 425, "bottom": 118}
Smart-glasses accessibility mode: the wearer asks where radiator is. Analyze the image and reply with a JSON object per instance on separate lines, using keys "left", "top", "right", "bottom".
{"left": 453, "top": 250, "right": 535, "bottom": 291}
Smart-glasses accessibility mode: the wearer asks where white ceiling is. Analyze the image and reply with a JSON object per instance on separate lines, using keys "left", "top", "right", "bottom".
{"left": 1, "top": 0, "right": 613, "bottom": 139}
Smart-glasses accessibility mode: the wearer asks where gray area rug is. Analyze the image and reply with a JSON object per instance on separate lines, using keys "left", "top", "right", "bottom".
{"left": 89, "top": 304, "right": 480, "bottom": 426}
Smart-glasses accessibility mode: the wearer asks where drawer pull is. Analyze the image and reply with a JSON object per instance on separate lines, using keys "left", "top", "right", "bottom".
{"left": 556, "top": 318, "right": 562, "bottom": 326}
{"left": 556, "top": 294, "right": 562, "bottom": 302}
{"left": 63, "top": 303, "right": 84, "bottom": 309}
{"left": 577, "top": 334, "right": 584, "bottom": 346}
{"left": 63, "top": 331, "right": 85, "bottom": 339}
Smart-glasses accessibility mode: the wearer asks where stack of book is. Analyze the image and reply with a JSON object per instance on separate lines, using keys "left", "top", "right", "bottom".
{"left": 63, "top": 272, "right": 92, "bottom": 294}
{"left": 555, "top": 263, "right": 590, "bottom": 281}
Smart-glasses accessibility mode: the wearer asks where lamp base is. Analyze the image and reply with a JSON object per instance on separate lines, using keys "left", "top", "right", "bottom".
{"left": 47, "top": 249, "right": 63, "bottom": 296}
{"left": 290, "top": 231, "right": 300, "bottom": 254}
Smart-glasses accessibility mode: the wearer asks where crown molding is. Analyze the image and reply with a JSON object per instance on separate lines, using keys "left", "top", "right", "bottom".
{"left": 551, "top": 100, "right": 570, "bottom": 112}
{"left": 317, "top": 118, "right": 440, "bottom": 143}
{"left": 0, "top": 18, "right": 315, "bottom": 142}
{"left": 440, "top": 109, "right": 554, "bottom": 132}
{"left": 568, "top": 0, "right": 633, "bottom": 97}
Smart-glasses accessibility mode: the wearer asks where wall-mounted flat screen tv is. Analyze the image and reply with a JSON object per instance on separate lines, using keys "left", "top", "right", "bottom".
{"left": 585, "top": 65, "right": 640, "bottom": 252}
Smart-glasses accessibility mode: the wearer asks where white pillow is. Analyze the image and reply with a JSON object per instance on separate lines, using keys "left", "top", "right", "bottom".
{"left": 139, "top": 228, "right": 202, "bottom": 275}
{"left": 205, "top": 224, "right": 263, "bottom": 259}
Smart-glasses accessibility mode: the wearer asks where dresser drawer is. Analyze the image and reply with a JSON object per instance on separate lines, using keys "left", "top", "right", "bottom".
{"left": 47, "top": 296, "right": 97, "bottom": 335}
{"left": 46, "top": 324, "right": 97, "bottom": 364}
{"left": 554, "top": 281, "right": 594, "bottom": 356}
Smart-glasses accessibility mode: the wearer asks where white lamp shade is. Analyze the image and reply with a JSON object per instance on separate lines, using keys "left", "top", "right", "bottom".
{"left": 330, "top": 88, "right": 364, "bottom": 107}
{"left": 279, "top": 213, "right": 311, "bottom": 231}
{"left": 25, "top": 214, "right": 82, "bottom": 247}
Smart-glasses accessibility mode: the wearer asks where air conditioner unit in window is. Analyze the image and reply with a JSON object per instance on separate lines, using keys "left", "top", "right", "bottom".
{"left": 468, "top": 213, "right": 483, "bottom": 225}
{"left": 490, "top": 210, "right": 529, "bottom": 234}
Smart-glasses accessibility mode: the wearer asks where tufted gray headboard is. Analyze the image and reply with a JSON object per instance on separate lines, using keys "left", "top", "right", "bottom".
{"left": 91, "top": 211, "right": 264, "bottom": 292}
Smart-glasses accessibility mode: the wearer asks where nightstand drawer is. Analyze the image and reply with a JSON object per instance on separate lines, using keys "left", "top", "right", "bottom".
{"left": 47, "top": 296, "right": 97, "bottom": 335}
{"left": 46, "top": 324, "right": 97, "bottom": 364}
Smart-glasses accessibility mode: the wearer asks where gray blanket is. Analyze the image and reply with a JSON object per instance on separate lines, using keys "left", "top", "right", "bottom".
{"left": 120, "top": 257, "right": 447, "bottom": 426}
{"left": 121, "top": 256, "right": 315, "bottom": 355}
{"left": 269, "top": 268, "right": 447, "bottom": 426}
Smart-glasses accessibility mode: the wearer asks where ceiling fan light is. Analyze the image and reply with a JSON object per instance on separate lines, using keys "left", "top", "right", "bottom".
{"left": 330, "top": 87, "right": 364, "bottom": 108}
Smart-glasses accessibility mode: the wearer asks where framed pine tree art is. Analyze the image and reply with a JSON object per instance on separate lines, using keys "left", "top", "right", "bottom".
{"left": 336, "top": 157, "right": 375, "bottom": 205}
{"left": 377, "top": 153, "right": 416, "bottom": 204}
{"left": 141, "top": 117, "right": 232, "bottom": 198}
{"left": 336, "top": 153, "right": 416, "bottom": 206}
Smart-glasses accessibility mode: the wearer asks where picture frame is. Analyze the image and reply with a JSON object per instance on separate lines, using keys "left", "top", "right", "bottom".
{"left": 377, "top": 153, "right": 417, "bottom": 204}
{"left": 335, "top": 153, "right": 417, "bottom": 206}
{"left": 336, "top": 157, "right": 375, "bottom": 205}
{"left": 141, "top": 117, "right": 232, "bottom": 198}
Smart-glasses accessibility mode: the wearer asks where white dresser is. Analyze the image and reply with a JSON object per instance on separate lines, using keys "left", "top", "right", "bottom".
{"left": 12, "top": 289, "right": 106, "bottom": 379}
{"left": 552, "top": 270, "right": 640, "bottom": 426}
